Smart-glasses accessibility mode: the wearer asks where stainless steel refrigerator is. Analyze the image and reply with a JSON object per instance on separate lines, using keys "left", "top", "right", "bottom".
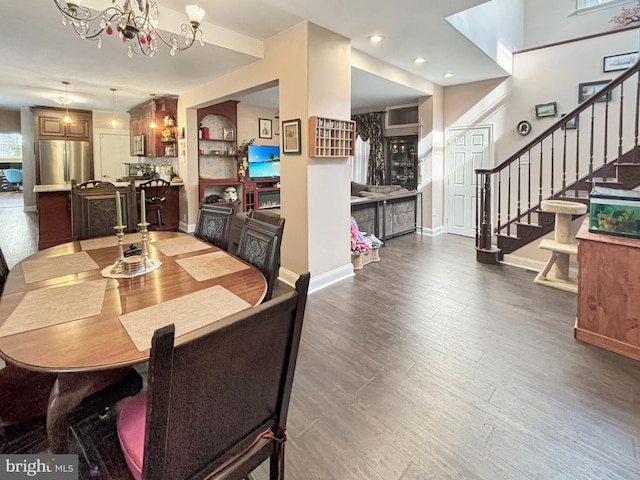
{"left": 38, "top": 139, "right": 91, "bottom": 185}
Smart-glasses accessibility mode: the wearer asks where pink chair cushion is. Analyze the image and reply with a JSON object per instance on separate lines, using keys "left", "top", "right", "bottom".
{"left": 117, "top": 392, "right": 147, "bottom": 480}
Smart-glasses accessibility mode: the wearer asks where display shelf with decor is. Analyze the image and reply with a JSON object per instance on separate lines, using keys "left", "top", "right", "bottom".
{"left": 309, "top": 116, "right": 355, "bottom": 157}
{"left": 197, "top": 101, "right": 241, "bottom": 204}
{"left": 128, "top": 96, "right": 178, "bottom": 158}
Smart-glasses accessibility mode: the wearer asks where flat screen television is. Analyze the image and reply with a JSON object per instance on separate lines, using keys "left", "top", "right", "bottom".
{"left": 247, "top": 145, "right": 280, "bottom": 180}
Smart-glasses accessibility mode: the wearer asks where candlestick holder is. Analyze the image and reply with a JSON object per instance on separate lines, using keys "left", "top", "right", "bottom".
{"left": 138, "top": 222, "right": 151, "bottom": 266}
{"left": 111, "top": 225, "right": 127, "bottom": 274}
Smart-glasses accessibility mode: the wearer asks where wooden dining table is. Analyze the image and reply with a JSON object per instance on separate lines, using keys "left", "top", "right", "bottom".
{"left": 0, "top": 231, "right": 266, "bottom": 453}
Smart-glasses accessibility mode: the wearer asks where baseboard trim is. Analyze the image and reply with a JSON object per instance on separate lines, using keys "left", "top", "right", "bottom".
{"left": 278, "top": 264, "right": 354, "bottom": 294}
{"left": 420, "top": 226, "right": 445, "bottom": 236}
{"left": 180, "top": 221, "right": 195, "bottom": 233}
{"left": 23, "top": 205, "right": 36, "bottom": 213}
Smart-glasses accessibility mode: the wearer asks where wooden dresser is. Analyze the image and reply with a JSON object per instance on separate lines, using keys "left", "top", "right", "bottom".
{"left": 575, "top": 219, "right": 640, "bottom": 361}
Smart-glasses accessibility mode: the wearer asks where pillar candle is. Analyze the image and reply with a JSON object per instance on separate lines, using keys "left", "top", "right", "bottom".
{"left": 115, "top": 190, "right": 123, "bottom": 227}
{"left": 140, "top": 189, "right": 146, "bottom": 224}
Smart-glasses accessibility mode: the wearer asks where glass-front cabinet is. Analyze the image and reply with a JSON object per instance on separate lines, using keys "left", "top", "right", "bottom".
{"left": 386, "top": 135, "right": 418, "bottom": 190}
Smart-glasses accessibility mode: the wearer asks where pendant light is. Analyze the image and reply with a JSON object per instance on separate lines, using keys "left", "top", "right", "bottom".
{"left": 109, "top": 88, "right": 119, "bottom": 128}
{"left": 61, "top": 81, "right": 73, "bottom": 126}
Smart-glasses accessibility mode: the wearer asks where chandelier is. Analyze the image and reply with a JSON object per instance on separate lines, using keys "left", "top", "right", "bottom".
{"left": 52, "top": 0, "right": 206, "bottom": 58}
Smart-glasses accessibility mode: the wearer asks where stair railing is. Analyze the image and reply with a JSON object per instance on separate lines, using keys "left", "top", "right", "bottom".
{"left": 475, "top": 59, "right": 640, "bottom": 262}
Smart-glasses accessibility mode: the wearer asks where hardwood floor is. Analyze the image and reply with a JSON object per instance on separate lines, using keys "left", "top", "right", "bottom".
{"left": 2, "top": 206, "right": 640, "bottom": 479}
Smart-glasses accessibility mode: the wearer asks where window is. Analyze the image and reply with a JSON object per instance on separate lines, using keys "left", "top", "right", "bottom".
{"left": 576, "top": 0, "right": 634, "bottom": 14}
{"left": 0, "top": 133, "right": 22, "bottom": 160}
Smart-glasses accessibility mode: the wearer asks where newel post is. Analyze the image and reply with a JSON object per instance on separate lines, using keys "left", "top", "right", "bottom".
{"left": 475, "top": 171, "right": 500, "bottom": 264}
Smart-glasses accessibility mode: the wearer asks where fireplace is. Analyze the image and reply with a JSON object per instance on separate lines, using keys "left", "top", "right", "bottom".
{"left": 257, "top": 189, "right": 280, "bottom": 209}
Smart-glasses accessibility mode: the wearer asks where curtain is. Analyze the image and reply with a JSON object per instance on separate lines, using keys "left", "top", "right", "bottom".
{"left": 351, "top": 137, "right": 369, "bottom": 184}
{"left": 352, "top": 112, "right": 385, "bottom": 185}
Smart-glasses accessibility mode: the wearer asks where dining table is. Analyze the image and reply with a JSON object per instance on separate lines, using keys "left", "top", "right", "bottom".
{"left": 0, "top": 231, "right": 267, "bottom": 453}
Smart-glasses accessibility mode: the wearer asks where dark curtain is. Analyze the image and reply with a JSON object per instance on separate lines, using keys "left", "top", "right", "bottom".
{"left": 352, "top": 112, "right": 385, "bottom": 185}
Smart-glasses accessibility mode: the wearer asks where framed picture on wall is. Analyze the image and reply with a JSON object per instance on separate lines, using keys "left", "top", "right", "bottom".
{"left": 282, "top": 119, "right": 301, "bottom": 154}
{"left": 603, "top": 51, "right": 639, "bottom": 72}
{"left": 259, "top": 118, "right": 273, "bottom": 139}
{"left": 561, "top": 113, "right": 579, "bottom": 130}
{"left": 579, "top": 80, "right": 612, "bottom": 103}
{"left": 535, "top": 102, "right": 558, "bottom": 119}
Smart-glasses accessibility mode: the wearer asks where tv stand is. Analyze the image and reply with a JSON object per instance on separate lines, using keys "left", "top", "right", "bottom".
{"left": 243, "top": 179, "right": 280, "bottom": 211}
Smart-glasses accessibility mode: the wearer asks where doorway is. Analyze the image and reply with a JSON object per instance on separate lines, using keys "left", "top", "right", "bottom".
{"left": 445, "top": 125, "right": 493, "bottom": 237}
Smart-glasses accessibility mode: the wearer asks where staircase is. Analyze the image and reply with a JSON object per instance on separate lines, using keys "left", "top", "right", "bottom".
{"left": 475, "top": 60, "right": 640, "bottom": 263}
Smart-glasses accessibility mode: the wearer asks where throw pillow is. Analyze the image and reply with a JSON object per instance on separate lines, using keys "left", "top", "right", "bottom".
{"left": 351, "top": 181, "right": 368, "bottom": 196}
{"left": 367, "top": 185, "right": 403, "bottom": 194}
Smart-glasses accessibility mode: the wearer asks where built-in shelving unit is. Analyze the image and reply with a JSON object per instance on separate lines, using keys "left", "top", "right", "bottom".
{"left": 309, "top": 116, "right": 355, "bottom": 157}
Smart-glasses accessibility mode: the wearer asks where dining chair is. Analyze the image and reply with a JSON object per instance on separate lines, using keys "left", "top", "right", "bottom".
{"left": 116, "top": 273, "right": 310, "bottom": 480}
{"left": 71, "top": 179, "right": 138, "bottom": 240}
{"left": 0, "top": 245, "right": 8, "bottom": 296}
{"left": 194, "top": 203, "right": 237, "bottom": 250}
{"left": 237, "top": 216, "right": 285, "bottom": 302}
{"left": 139, "top": 179, "right": 171, "bottom": 230}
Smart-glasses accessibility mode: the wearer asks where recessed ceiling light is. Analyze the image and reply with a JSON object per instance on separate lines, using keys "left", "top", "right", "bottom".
{"left": 443, "top": 73, "right": 454, "bottom": 78}
{"left": 368, "top": 34, "right": 384, "bottom": 44}
{"left": 413, "top": 57, "right": 426, "bottom": 64}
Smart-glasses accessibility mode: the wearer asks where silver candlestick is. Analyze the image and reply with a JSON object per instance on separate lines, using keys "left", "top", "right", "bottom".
{"left": 138, "top": 222, "right": 150, "bottom": 266}
{"left": 112, "top": 225, "right": 127, "bottom": 274}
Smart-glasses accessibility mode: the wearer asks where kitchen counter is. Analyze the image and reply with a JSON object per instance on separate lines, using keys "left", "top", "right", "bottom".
{"left": 34, "top": 179, "right": 184, "bottom": 193}
{"left": 35, "top": 181, "right": 183, "bottom": 249}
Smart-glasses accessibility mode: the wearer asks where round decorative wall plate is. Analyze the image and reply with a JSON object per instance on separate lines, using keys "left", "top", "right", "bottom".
{"left": 517, "top": 120, "right": 531, "bottom": 136}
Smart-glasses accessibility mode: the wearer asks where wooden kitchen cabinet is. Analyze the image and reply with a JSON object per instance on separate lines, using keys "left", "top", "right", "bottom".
{"left": 128, "top": 96, "right": 178, "bottom": 158}
{"left": 32, "top": 106, "right": 92, "bottom": 141}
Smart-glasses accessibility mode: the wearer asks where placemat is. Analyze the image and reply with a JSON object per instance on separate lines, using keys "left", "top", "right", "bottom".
{"left": 119, "top": 286, "right": 251, "bottom": 351}
{"left": 80, "top": 233, "right": 142, "bottom": 251}
{"left": 22, "top": 251, "right": 100, "bottom": 284}
{"left": 0, "top": 279, "right": 108, "bottom": 337}
{"left": 176, "top": 251, "right": 250, "bottom": 281}
{"left": 150, "top": 236, "right": 212, "bottom": 257}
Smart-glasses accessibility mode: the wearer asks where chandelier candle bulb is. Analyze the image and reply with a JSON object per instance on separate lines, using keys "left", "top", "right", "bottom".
{"left": 116, "top": 190, "right": 123, "bottom": 227}
{"left": 140, "top": 189, "right": 146, "bottom": 224}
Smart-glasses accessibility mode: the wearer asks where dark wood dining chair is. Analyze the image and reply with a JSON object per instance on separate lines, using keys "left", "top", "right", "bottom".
{"left": 116, "top": 273, "right": 310, "bottom": 480}
{"left": 71, "top": 180, "right": 138, "bottom": 240}
{"left": 237, "top": 216, "right": 285, "bottom": 302}
{"left": 0, "top": 245, "right": 8, "bottom": 296}
{"left": 194, "top": 203, "right": 238, "bottom": 250}
{"left": 139, "top": 179, "right": 171, "bottom": 230}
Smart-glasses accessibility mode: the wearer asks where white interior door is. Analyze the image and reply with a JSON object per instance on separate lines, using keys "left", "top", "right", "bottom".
{"left": 446, "top": 125, "right": 493, "bottom": 237}
{"left": 97, "top": 131, "right": 134, "bottom": 182}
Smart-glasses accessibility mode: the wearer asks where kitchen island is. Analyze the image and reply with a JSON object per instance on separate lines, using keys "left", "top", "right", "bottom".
{"left": 34, "top": 180, "right": 184, "bottom": 250}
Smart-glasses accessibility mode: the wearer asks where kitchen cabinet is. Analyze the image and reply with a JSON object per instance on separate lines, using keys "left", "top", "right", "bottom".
{"left": 128, "top": 96, "right": 178, "bottom": 158}
{"left": 197, "top": 101, "right": 241, "bottom": 205}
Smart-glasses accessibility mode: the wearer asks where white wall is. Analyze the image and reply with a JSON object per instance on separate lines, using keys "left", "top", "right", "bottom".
{"left": 236, "top": 104, "right": 279, "bottom": 148}
{"left": 524, "top": 0, "right": 638, "bottom": 48}
{"left": 19, "top": 109, "right": 35, "bottom": 210}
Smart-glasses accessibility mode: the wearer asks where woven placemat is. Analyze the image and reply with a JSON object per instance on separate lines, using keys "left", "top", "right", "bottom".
{"left": 0, "top": 279, "right": 108, "bottom": 337}
{"left": 176, "top": 251, "right": 250, "bottom": 281}
{"left": 22, "top": 251, "right": 100, "bottom": 284}
{"left": 119, "top": 285, "right": 251, "bottom": 351}
{"left": 151, "top": 236, "right": 212, "bottom": 257}
{"left": 80, "top": 233, "right": 143, "bottom": 251}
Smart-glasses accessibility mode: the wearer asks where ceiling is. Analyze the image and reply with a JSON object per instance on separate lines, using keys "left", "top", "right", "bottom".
{"left": 0, "top": 0, "right": 507, "bottom": 114}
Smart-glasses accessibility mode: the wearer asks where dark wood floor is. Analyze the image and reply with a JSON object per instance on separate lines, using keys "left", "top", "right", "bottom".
{"left": 2, "top": 203, "right": 640, "bottom": 479}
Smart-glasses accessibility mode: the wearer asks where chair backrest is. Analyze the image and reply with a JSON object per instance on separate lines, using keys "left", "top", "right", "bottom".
{"left": 141, "top": 273, "right": 310, "bottom": 480}
{"left": 140, "top": 179, "right": 170, "bottom": 204}
{"left": 237, "top": 217, "right": 285, "bottom": 302}
{"left": 0, "top": 245, "right": 9, "bottom": 296}
{"left": 3, "top": 169, "right": 22, "bottom": 184}
{"left": 248, "top": 209, "right": 285, "bottom": 229}
{"left": 70, "top": 179, "right": 138, "bottom": 240}
{"left": 194, "top": 203, "right": 237, "bottom": 250}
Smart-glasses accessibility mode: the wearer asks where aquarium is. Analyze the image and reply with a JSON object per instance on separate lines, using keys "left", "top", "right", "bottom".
{"left": 589, "top": 187, "right": 640, "bottom": 239}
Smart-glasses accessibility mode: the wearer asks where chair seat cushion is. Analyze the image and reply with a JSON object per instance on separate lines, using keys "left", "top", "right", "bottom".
{"left": 117, "top": 392, "right": 147, "bottom": 480}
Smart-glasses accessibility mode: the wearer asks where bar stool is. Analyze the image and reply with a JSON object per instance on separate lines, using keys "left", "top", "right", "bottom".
{"left": 140, "top": 179, "right": 170, "bottom": 230}
{"left": 534, "top": 199, "right": 587, "bottom": 293}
